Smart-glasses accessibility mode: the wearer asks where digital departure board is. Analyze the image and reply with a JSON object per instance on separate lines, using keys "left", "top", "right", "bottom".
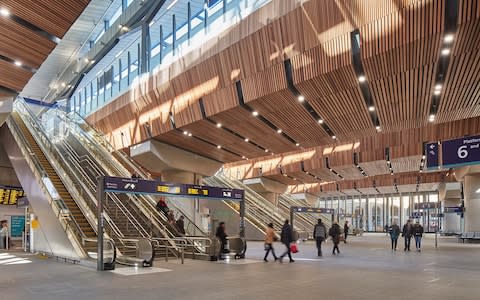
{"left": 0, "top": 186, "right": 26, "bottom": 205}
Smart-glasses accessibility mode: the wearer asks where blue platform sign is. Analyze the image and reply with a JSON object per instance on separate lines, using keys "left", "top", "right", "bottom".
{"left": 425, "top": 142, "right": 440, "bottom": 169}
{"left": 102, "top": 176, "right": 244, "bottom": 201}
{"left": 442, "top": 135, "right": 480, "bottom": 168}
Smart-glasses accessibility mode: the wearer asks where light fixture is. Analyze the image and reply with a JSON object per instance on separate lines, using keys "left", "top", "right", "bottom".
{"left": 475, "top": 188, "right": 480, "bottom": 194}
{"left": 368, "top": 106, "right": 375, "bottom": 112}
{"left": 434, "top": 90, "right": 441, "bottom": 96}
{"left": 217, "top": 145, "right": 221, "bottom": 149}
{"left": 435, "top": 84, "right": 442, "bottom": 90}
{"left": 216, "top": 123, "right": 222, "bottom": 128}
{"left": 265, "top": 149, "right": 269, "bottom": 152}
{"left": 0, "top": 8, "right": 10, "bottom": 16}
{"left": 283, "top": 173, "right": 287, "bottom": 177}
{"left": 14, "top": 61, "right": 22, "bottom": 67}
{"left": 318, "top": 119, "right": 324, "bottom": 124}
{"left": 188, "top": 133, "right": 192, "bottom": 137}
{"left": 422, "top": 155, "right": 426, "bottom": 160}
{"left": 358, "top": 75, "right": 366, "bottom": 83}
{"left": 375, "top": 126, "right": 381, "bottom": 131}
{"left": 332, "top": 135, "right": 336, "bottom": 139}
{"left": 183, "top": 131, "right": 188, "bottom": 135}
{"left": 252, "top": 111, "right": 259, "bottom": 116}
{"left": 390, "top": 172, "right": 394, "bottom": 175}
{"left": 242, "top": 156, "right": 246, "bottom": 159}
{"left": 295, "top": 143, "right": 300, "bottom": 147}
{"left": 298, "top": 95, "right": 305, "bottom": 102}
{"left": 244, "top": 138, "right": 249, "bottom": 142}
{"left": 277, "top": 129, "right": 282, "bottom": 134}
{"left": 84, "top": 58, "right": 90, "bottom": 63}
{"left": 61, "top": 82, "right": 66, "bottom": 87}
{"left": 419, "top": 170, "right": 423, "bottom": 173}
{"left": 429, "top": 114, "right": 435, "bottom": 122}
{"left": 444, "top": 34, "right": 454, "bottom": 44}
{"left": 441, "top": 48, "right": 450, "bottom": 56}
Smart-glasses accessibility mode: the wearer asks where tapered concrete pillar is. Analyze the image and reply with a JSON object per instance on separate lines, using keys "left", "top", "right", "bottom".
{"left": 463, "top": 174, "right": 480, "bottom": 232}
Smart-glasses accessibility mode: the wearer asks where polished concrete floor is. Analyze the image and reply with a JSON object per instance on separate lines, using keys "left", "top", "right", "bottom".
{"left": 1, "top": 235, "right": 480, "bottom": 300}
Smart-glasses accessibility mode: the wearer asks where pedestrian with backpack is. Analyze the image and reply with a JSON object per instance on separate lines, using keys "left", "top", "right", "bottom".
{"left": 313, "top": 219, "right": 327, "bottom": 257}
{"left": 329, "top": 221, "right": 342, "bottom": 255}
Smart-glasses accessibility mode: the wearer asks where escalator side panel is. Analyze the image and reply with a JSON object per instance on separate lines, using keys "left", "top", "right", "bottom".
{"left": 0, "top": 125, "right": 83, "bottom": 259}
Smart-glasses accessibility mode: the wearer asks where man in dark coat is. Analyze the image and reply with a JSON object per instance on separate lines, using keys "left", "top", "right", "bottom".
{"left": 329, "top": 221, "right": 342, "bottom": 255}
{"left": 176, "top": 216, "right": 186, "bottom": 235}
{"left": 279, "top": 220, "right": 294, "bottom": 263}
{"left": 402, "top": 219, "right": 413, "bottom": 251}
{"left": 216, "top": 222, "right": 228, "bottom": 260}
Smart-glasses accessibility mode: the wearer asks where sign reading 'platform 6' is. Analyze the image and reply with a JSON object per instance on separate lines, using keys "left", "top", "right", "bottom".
{"left": 442, "top": 135, "right": 480, "bottom": 168}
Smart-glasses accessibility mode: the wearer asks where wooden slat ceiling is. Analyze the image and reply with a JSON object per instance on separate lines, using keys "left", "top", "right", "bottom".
{"left": 85, "top": 0, "right": 480, "bottom": 188}
{"left": 0, "top": 0, "right": 89, "bottom": 94}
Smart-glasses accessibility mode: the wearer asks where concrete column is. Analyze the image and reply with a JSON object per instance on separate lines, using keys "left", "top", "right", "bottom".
{"left": 443, "top": 198, "right": 461, "bottom": 233}
{"left": 463, "top": 174, "right": 480, "bottom": 232}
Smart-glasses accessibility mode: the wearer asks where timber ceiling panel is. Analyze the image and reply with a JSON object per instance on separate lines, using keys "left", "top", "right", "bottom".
{"left": 360, "top": 0, "right": 443, "bottom": 132}
{"left": 334, "top": 165, "right": 364, "bottom": 180}
{"left": 209, "top": 107, "right": 297, "bottom": 153}
{"left": 0, "top": 60, "right": 31, "bottom": 92}
{"left": 265, "top": 174, "right": 301, "bottom": 186}
{"left": 358, "top": 160, "right": 390, "bottom": 177}
{"left": 397, "top": 184, "right": 418, "bottom": 193}
{"left": 342, "top": 189, "right": 362, "bottom": 196}
{"left": 391, "top": 155, "right": 422, "bottom": 174}
{"left": 418, "top": 182, "right": 439, "bottom": 192}
{"left": 309, "top": 168, "right": 341, "bottom": 182}
{"left": 1, "top": 0, "right": 90, "bottom": 38}
{"left": 181, "top": 120, "right": 267, "bottom": 157}
{"left": 154, "top": 131, "right": 239, "bottom": 163}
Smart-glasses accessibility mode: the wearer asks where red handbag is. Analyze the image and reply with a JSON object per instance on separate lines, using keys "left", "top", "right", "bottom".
{"left": 290, "top": 243, "right": 299, "bottom": 253}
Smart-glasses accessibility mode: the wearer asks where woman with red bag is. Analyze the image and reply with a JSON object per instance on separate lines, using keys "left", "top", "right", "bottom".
{"left": 279, "top": 220, "right": 295, "bottom": 263}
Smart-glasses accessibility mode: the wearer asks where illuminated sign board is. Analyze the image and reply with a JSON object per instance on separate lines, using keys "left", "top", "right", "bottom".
{"left": 0, "top": 186, "right": 26, "bottom": 205}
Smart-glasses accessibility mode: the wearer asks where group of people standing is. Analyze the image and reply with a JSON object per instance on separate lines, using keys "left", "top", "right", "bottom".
{"left": 387, "top": 220, "right": 424, "bottom": 252}
{"left": 264, "top": 219, "right": 351, "bottom": 261}
{"left": 156, "top": 198, "right": 186, "bottom": 235}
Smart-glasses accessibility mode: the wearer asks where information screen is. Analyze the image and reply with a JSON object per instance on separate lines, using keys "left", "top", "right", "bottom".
{"left": 0, "top": 186, "right": 26, "bottom": 205}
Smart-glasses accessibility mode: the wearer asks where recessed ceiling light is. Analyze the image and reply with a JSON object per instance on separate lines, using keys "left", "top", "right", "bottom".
{"left": 265, "top": 149, "right": 269, "bottom": 152}
{"left": 252, "top": 111, "right": 259, "bottom": 116}
{"left": 283, "top": 173, "right": 288, "bottom": 177}
{"left": 277, "top": 129, "right": 282, "bottom": 134}
{"left": 295, "top": 143, "right": 300, "bottom": 146}
{"left": 429, "top": 114, "right": 435, "bottom": 122}
{"left": 435, "top": 84, "right": 442, "bottom": 90}
{"left": 368, "top": 106, "right": 375, "bottom": 112}
{"left": 332, "top": 135, "right": 336, "bottom": 139}
{"left": 216, "top": 123, "right": 222, "bottom": 128}
{"left": 434, "top": 90, "right": 441, "bottom": 96}
{"left": 375, "top": 126, "right": 381, "bottom": 131}
{"left": 298, "top": 95, "right": 305, "bottom": 102}
{"left": 61, "top": 82, "right": 66, "bottom": 87}
{"left": 188, "top": 133, "right": 192, "bottom": 137}
{"left": 419, "top": 170, "right": 423, "bottom": 173}
{"left": 242, "top": 155, "right": 246, "bottom": 159}
{"left": 14, "top": 61, "right": 22, "bottom": 67}
{"left": 183, "top": 131, "right": 188, "bottom": 135}
{"left": 422, "top": 155, "right": 426, "bottom": 160}
{"left": 244, "top": 138, "right": 249, "bottom": 142}
{"left": 217, "top": 145, "right": 221, "bottom": 149}
{"left": 318, "top": 119, "right": 324, "bottom": 124}
{"left": 390, "top": 172, "right": 394, "bottom": 175}
{"left": 441, "top": 48, "right": 450, "bottom": 56}
{"left": 444, "top": 34, "right": 454, "bottom": 44}
{"left": 358, "top": 75, "right": 366, "bottom": 83}
{"left": 0, "top": 8, "right": 10, "bottom": 16}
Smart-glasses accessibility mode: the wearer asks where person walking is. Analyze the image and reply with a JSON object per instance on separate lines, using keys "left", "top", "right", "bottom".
{"left": 215, "top": 222, "right": 228, "bottom": 260}
{"left": 329, "top": 221, "right": 342, "bottom": 255}
{"left": 313, "top": 219, "right": 327, "bottom": 257}
{"left": 279, "top": 220, "right": 294, "bottom": 263}
{"left": 389, "top": 221, "right": 401, "bottom": 251}
{"left": 0, "top": 220, "right": 6, "bottom": 249}
{"left": 264, "top": 223, "right": 278, "bottom": 262}
{"left": 176, "top": 216, "right": 186, "bottom": 235}
{"left": 412, "top": 221, "right": 424, "bottom": 252}
{"left": 156, "top": 197, "right": 169, "bottom": 218}
{"left": 343, "top": 221, "right": 350, "bottom": 243}
{"left": 402, "top": 219, "right": 413, "bottom": 251}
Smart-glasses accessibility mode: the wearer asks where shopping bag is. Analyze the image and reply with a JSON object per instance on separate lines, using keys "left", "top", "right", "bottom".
{"left": 290, "top": 243, "right": 299, "bottom": 253}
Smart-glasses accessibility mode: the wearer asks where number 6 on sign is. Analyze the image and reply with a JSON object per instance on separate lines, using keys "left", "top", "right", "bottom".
{"left": 458, "top": 145, "right": 468, "bottom": 159}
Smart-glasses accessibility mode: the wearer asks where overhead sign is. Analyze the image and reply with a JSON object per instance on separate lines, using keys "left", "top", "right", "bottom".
{"left": 414, "top": 202, "right": 439, "bottom": 210}
{"left": 442, "top": 135, "right": 480, "bottom": 168}
{"left": 444, "top": 206, "right": 464, "bottom": 213}
{"left": 103, "top": 177, "right": 244, "bottom": 201}
{"left": 16, "top": 197, "right": 29, "bottom": 208}
{"left": 292, "top": 206, "right": 334, "bottom": 214}
{"left": 425, "top": 142, "right": 440, "bottom": 169}
{"left": 0, "top": 186, "right": 26, "bottom": 205}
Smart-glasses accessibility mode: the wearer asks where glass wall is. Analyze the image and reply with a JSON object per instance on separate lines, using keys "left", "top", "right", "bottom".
{"left": 318, "top": 192, "right": 440, "bottom": 232}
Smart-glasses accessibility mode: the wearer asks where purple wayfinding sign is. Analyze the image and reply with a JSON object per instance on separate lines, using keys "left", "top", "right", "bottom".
{"left": 426, "top": 142, "right": 440, "bottom": 169}
{"left": 442, "top": 135, "right": 480, "bottom": 168}
{"left": 103, "top": 176, "right": 244, "bottom": 201}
